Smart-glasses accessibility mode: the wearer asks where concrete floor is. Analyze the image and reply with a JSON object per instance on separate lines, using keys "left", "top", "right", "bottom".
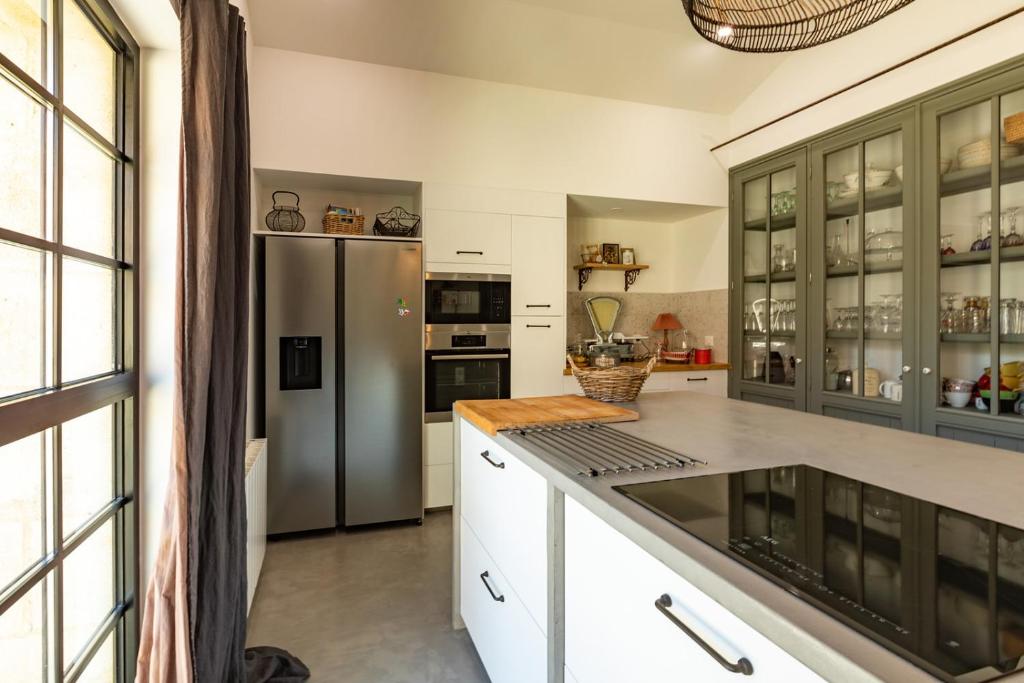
{"left": 246, "top": 510, "right": 489, "bottom": 683}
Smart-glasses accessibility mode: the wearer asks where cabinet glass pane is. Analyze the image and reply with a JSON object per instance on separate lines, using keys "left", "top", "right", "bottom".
{"left": 769, "top": 169, "right": 797, "bottom": 386}
{"left": 0, "top": 429, "right": 50, "bottom": 592}
{"left": 61, "top": 404, "right": 114, "bottom": 537}
{"left": 0, "top": 241, "right": 52, "bottom": 398}
{"left": 63, "top": 123, "right": 115, "bottom": 258}
{"left": 938, "top": 100, "right": 992, "bottom": 414}
{"left": 998, "top": 89, "right": 1024, "bottom": 419}
{"left": 824, "top": 144, "right": 860, "bottom": 394}
{"left": 741, "top": 176, "right": 768, "bottom": 382}
{"left": 61, "top": 257, "right": 115, "bottom": 383}
{"left": 62, "top": 518, "right": 114, "bottom": 665}
{"left": 864, "top": 131, "right": 904, "bottom": 402}
{"left": 0, "top": 75, "right": 47, "bottom": 240}
{"left": 63, "top": 0, "right": 116, "bottom": 141}
{"left": 0, "top": 0, "right": 48, "bottom": 85}
{"left": 0, "top": 581, "right": 47, "bottom": 683}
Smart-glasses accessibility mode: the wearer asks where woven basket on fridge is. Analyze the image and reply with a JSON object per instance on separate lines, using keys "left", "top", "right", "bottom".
{"left": 567, "top": 354, "right": 656, "bottom": 403}
{"left": 323, "top": 209, "right": 365, "bottom": 235}
{"left": 1006, "top": 113, "right": 1024, "bottom": 145}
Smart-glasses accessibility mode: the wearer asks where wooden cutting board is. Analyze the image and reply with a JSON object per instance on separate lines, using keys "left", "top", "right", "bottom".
{"left": 454, "top": 395, "right": 639, "bottom": 436}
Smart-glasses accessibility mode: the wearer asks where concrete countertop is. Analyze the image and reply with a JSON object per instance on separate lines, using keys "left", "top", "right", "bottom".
{"left": 487, "top": 391, "right": 1024, "bottom": 683}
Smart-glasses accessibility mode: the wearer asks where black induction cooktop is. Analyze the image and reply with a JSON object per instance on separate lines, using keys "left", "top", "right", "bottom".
{"left": 614, "top": 466, "right": 1024, "bottom": 682}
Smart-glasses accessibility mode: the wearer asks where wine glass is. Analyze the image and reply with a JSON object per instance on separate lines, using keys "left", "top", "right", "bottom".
{"left": 941, "top": 234, "right": 956, "bottom": 255}
{"left": 1004, "top": 207, "right": 1023, "bottom": 248}
{"left": 940, "top": 292, "right": 960, "bottom": 334}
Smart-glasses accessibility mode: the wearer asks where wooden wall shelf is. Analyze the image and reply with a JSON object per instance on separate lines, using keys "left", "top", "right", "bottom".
{"left": 573, "top": 263, "right": 650, "bottom": 291}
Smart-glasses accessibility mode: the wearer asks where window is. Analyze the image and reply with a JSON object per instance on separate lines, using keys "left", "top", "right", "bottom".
{"left": 0, "top": 1, "right": 138, "bottom": 681}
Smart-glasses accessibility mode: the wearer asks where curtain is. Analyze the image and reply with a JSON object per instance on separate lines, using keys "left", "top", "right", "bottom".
{"left": 136, "top": 1, "right": 251, "bottom": 681}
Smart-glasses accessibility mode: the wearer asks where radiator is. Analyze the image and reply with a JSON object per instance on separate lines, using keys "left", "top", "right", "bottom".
{"left": 245, "top": 438, "right": 268, "bottom": 615}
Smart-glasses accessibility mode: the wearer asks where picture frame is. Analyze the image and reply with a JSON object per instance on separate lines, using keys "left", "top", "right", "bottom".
{"left": 620, "top": 248, "right": 636, "bottom": 265}
{"left": 601, "top": 243, "right": 620, "bottom": 265}
{"left": 583, "top": 243, "right": 602, "bottom": 263}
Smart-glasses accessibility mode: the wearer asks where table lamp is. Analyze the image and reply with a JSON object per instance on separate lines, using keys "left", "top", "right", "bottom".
{"left": 651, "top": 312, "right": 682, "bottom": 354}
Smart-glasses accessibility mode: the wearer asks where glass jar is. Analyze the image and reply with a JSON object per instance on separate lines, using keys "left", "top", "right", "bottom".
{"left": 963, "top": 296, "right": 983, "bottom": 334}
{"left": 979, "top": 296, "right": 991, "bottom": 333}
{"left": 1001, "top": 299, "right": 1019, "bottom": 336}
{"left": 824, "top": 347, "right": 839, "bottom": 391}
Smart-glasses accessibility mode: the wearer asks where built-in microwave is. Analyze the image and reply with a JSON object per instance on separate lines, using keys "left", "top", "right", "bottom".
{"left": 424, "top": 326, "right": 510, "bottom": 423}
{"left": 424, "top": 272, "right": 510, "bottom": 326}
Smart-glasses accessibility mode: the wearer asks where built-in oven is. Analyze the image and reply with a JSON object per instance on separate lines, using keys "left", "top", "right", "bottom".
{"left": 425, "top": 272, "right": 510, "bottom": 326}
{"left": 424, "top": 325, "right": 510, "bottom": 423}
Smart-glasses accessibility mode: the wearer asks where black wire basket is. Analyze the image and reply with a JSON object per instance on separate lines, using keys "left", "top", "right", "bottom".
{"left": 373, "top": 207, "right": 421, "bottom": 238}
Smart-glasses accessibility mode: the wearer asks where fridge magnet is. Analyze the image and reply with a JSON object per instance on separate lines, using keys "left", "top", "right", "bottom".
{"left": 397, "top": 297, "right": 411, "bottom": 317}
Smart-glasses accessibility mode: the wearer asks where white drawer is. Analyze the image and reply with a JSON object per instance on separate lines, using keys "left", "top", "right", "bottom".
{"left": 424, "top": 209, "right": 511, "bottom": 266}
{"left": 461, "top": 517, "right": 547, "bottom": 683}
{"left": 671, "top": 370, "right": 727, "bottom": 397}
{"left": 565, "top": 498, "right": 823, "bottom": 683}
{"left": 642, "top": 371, "right": 672, "bottom": 393}
{"left": 460, "top": 420, "right": 548, "bottom": 630}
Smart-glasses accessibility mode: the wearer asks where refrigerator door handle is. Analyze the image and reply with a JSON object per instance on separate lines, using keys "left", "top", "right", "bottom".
{"left": 429, "top": 353, "right": 510, "bottom": 361}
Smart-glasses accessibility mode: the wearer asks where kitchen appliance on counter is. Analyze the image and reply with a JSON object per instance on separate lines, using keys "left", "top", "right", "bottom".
{"left": 264, "top": 236, "right": 423, "bottom": 534}
{"left": 424, "top": 272, "right": 511, "bottom": 423}
{"left": 615, "top": 466, "right": 1024, "bottom": 683}
{"left": 584, "top": 296, "right": 633, "bottom": 362}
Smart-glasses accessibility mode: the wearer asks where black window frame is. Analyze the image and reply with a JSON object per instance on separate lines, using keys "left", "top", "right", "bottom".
{"left": 0, "top": 0, "right": 140, "bottom": 680}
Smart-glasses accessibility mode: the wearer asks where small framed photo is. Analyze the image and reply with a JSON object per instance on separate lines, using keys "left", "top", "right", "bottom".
{"left": 584, "top": 244, "right": 601, "bottom": 263}
{"left": 601, "top": 243, "right": 620, "bottom": 265}
{"left": 621, "top": 248, "right": 636, "bottom": 265}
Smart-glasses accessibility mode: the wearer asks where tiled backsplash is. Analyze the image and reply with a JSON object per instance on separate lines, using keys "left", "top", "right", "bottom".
{"left": 566, "top": 289, "right": 728, "bottom": 362}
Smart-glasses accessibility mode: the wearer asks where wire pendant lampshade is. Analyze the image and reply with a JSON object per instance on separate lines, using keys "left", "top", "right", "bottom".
{"left": 682, "top": 0, "right": 916, "bottom": 53}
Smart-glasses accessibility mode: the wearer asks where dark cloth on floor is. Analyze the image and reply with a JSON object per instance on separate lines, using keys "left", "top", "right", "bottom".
{"left": 245, "top": 647, "right": 311, "bottom": 683}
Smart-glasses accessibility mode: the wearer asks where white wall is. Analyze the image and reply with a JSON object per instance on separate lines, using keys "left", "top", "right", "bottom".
{"left": 719, "top": 0, "right": 1024, "bottom": 166}
{"left": 250, "top": 47, "right": 729, "bottom": 208}
{"left": 672, "top": 208, "right": 728, "bottom": 292}
{"left": 138, "top": 46, "right": 181, "bottom": 592}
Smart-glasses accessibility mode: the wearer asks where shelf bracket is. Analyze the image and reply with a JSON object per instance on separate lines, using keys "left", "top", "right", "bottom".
{"left": 624, "top": 268, "right": 642, "bottom": 291}
{"left": 577, "top": 266, "right": 592, "bottom": 291}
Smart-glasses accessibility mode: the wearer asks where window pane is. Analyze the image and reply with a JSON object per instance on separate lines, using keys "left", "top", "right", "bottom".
{"left": 0, "top": 75, "right": 47, "bottom": 240}
{"left": 0, "top": 581, "right": 47, "bottom": 682}
{"left": 0, "top": 0, "right": 47, "bottom": 85}
{"left": 63, "top": 123, "right": 115, "bottom": 257}
{"left": 62, "top": 404, "right": 114, "bottom": 537}
{"left": 0, "top": 429, "right": 49, "bottom": 591}
{"left": 76, "top": 629, "right": 114, "bottom": 683}
{"left": 62, "top": 257, "right": 115, "bottom": 382}
{"left": 63, "top": 519, "right": 113, "bottom": 664}
{"left": 63, "top": 0, "right": 115, "bottom": 140}
{"left": 0, "top": 241, "right": 52, "bottom": 397}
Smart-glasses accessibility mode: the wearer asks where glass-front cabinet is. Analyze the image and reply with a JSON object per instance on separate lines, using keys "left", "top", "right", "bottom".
{"left": 730, "top": 150, "right": 807, "bottom": 410}
{"left": 922, "top": 66, "right": 1024, "bottom": 446}
{"left": 809, "top": 111, "right": 917, "bottom": 430}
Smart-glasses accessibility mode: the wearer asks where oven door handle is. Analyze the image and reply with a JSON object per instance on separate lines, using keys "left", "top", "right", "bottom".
{"left": 429, "top": 353, "right": 510, "bottom": 361}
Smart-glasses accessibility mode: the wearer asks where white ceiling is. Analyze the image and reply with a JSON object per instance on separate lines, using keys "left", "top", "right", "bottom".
{"left": 248, "top": 0, "right": 785, "bottom": 114}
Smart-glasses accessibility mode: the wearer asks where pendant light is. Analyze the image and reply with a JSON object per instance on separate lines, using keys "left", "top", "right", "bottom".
{"left": 681, "top": 0, "right": 916, "bottom": 53}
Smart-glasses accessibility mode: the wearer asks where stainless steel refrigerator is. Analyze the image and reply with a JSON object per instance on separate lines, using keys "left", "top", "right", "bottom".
{"left": 265, "top": 236, "right": 423, "bottom": 534}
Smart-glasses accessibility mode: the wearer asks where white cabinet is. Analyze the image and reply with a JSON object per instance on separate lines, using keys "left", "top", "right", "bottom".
{"left": 512, "top": 316, "right": 566, "bottom": 398}
{"left": 670, "top": 369, "right": 728, "bottom": 397}
{"left": 460, "top": 421, "right": 548, "bottom": 628}
{"left": 424, "top": 421, "right": 453, "bottom": 508}
{"left": 564, "top": 497, "right": 823, "bottom": 683}
{"left": 511, "top": 215, "right": 565, "bottom": 316}
{"left": 424, "top": 209, "right": 511, "bottom": 270}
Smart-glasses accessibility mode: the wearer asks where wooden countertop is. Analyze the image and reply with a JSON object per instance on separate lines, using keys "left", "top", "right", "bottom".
{"left": 562, "top": 361, "right": 730, "bottom": 376}
{"left": 454, "top": 395, "right": 639, "bottom": 436}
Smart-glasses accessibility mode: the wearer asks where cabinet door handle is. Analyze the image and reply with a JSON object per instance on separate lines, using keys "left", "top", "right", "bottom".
{"left": 526, "top": 324, "right": 552, "bottom": 329}
{"left": 480, "top": 449, "right": 505, "bottom": 469}
{"left": 480, "top": 571, "right": 505, "bottom": 602}
{"left": 526, "top": 304, "right": 552, "bottom": 308}
{"left": 921, "top": 367, "right": 933, "bottom": 375}
{"left": 456, "top": 250, "right": 484, "bottom": 255}
{"left": 655, "top": 594, "right": 753, "bottom": 676}
{"left": 687, "top": 377, "right": 709, "bottom": 382}
{"left": 902, "top": 365, "right": 912, "bottom": 373}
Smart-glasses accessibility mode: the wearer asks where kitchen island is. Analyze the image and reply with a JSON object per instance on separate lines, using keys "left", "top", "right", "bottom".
{"left": 451, "top": 391, "right": 1024, "bottom": 683}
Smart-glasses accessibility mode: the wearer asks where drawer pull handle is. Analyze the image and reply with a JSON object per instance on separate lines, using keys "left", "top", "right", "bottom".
{"left": 655, "top": 594, "right": 753, "bottom": 676}
{"left": 480, "top": 571, "right": 505, "bottom": 602}
{"left": 480, "top": 450, "right": 505, "bottom": 469}
{"left": 526, "top": 324, "right": 552, "bottom": 329}
{"left": 687, "top": 377, "right": 709, "bottom": 382}
{"left": 456, "top": 250, "right": 484, "bottom": 255}
{"left": 526, "top": 304, "right": 551, "bottom": 308}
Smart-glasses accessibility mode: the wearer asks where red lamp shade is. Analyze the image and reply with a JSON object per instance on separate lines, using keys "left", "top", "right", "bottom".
{"left": 651, "top": 313, "right": 682, "bottom": 332}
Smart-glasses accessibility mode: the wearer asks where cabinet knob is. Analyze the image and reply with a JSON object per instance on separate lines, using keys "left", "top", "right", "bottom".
{"left": 902, "top": 365, "right": 912, "bottom": 373}
{"left": 921, "top": 367, "right": 932, "bottom": 375}
{"left": 794, "top": 358, "right": 803, "bottom": 365}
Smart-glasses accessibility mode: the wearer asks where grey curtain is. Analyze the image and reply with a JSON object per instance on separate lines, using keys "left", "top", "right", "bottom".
{"left": 136, "top": 1, "right": 250, "bottom": 681}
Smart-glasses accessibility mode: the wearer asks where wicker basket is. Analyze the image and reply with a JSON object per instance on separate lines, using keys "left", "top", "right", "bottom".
{"left": 567, "top": 354, "right": 656, "bottom": 403}
{"left": 1006, "top": 112, "right": 1024, "bottom": 145}
{"left": 323, "top": 212, "right": 365, "bottom": 235}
